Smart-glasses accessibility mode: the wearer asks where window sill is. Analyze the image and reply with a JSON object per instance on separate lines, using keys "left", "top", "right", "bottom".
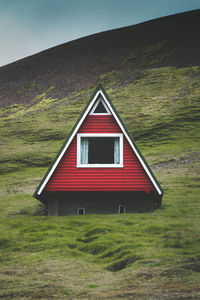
{"left": 76, "top": 163, "right": 124, "bottom": 168}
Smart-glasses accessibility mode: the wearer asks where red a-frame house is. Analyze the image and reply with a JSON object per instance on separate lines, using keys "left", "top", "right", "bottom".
{"left": 34, "top": 85, "right": 163, "bottom": 215}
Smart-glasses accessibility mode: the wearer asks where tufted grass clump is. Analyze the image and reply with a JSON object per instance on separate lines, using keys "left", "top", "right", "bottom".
{"left": 107, "top": 253, "right": 142, "bottom": 272}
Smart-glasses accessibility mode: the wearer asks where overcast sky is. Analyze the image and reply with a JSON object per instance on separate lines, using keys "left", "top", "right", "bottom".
{"left": 0, "top": 0, "right": 199, "bottom": 67}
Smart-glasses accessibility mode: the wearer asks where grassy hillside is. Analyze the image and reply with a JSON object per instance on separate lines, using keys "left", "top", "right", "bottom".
{"left": 0, "top": 65, "right": 200, "bottom": 299}
{"left": 0, "top": 10, "right": 200, "bottom": 299}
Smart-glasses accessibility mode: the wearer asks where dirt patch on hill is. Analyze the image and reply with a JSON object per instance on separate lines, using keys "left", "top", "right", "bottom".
{"left": 151, "top": 151, "right": 200, "bottom": 170}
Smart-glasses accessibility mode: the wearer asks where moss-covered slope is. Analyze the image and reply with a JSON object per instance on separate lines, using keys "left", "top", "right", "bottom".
{"left": 0, "top": 66, "right": 199, "bottom": 174}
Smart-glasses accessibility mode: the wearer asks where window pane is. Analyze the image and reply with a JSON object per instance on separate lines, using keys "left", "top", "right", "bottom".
{"left": 81, "top": 138, "right": 89, "bottom": 164}
{"left": 93, "top": 101, "right": 108, "bottom": 113}
{"left": 119, "top": 205, "right": 125, "bottom": 213}
{"left": 87, "top": 137, "right": 120, "bottom": 164}
{"left": 80, "top": 136, "right": 121, "bottom": 165}
{"left": 114, "top": 138, "right": 120, "bottom": 164}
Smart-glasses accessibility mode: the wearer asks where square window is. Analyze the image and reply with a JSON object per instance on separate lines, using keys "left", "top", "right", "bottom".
{"left": 77, "top": 208, "right": 85, "bottom": 215}
{"left": 119, "top": 205, "right": 125, "bottom": 214}
{"left": 77, "top": 134, "right": 123, "bottom": 168}
{"left": 85, "top": 137, "right": 115, "bottom": 164}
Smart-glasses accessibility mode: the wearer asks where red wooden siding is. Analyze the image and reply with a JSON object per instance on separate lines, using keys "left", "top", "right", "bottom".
{"left": 45, "top": 115, "right": 155, "bottom": 192}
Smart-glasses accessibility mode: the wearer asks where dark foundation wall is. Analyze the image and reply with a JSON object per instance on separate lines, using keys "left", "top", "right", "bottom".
{"left": 45, "top": 191, "right": 162, "bottom": 216}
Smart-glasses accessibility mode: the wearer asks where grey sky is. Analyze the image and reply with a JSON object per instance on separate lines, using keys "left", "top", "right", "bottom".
{"left": 0, "top": 0, "right": 199, "bottom": 67}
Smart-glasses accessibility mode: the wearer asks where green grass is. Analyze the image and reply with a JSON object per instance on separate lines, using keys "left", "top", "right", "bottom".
{"left": 0, "top": 158, "right": 200, "bottom": 298}
{"left": 0, "top": 65, "right": 200, "bottom": 298}
{"left": 1, "top": 66, "right": 199, "bottom": 173}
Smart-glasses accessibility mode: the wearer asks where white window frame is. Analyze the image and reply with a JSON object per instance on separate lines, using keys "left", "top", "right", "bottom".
{"left": 119, "top": 205, "right": 126, "bottom": 214}
{"left": 89, "top": 98, "right": 111, "bottom": 115}
{"left": 77, "top": 133, "right": 123, "bottom": 168}
{"left": 77, "top": 208, "right": 85, "bottom": 215}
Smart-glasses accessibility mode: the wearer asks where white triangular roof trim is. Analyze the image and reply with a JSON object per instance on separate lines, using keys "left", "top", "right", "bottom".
{"left": 89, "top": 97, "right": 111, "bottom": 115}
{"left": 37, "top": 89, "right": 162, "bottom": 195}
